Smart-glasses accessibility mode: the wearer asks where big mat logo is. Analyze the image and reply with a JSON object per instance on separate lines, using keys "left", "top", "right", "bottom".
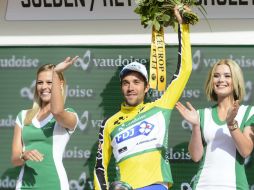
{"left": 74, "top": 50, "right": 148, "bottom": 71}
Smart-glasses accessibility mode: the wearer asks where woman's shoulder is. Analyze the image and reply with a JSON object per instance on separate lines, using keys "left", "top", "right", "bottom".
{"left": 15, "top": 109, "right": 30, "bottom": 127}
{"left": 16, "top": 109, "right": 29, "bottom": 119}
{"left": 239, "top": 104, "right": 253, "bottom": 109}
{"left": 238, "top": 104, "right": 254, "bottom": 119}
{"left": 238, "top": 104, "right": 254, "bottom": 114}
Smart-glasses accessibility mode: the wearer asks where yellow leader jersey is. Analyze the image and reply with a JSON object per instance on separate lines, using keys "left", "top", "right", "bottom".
{"left": 94, "top": 24, "right": 192, "bottom": 190}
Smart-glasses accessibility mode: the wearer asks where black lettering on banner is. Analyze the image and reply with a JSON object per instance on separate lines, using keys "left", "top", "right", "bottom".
{"left": 115, "top": 0, "right": 123, "bottom": 6}
{"left": 78, "top": 0, "right": 86, "bottom": 7}
{"left": 229, "top": 0, "right": 237, "bottom": 5}
{"left": 103, "top": 0, "right": 131, "bottom": 6}
{"left": 90, "top": 0, "right": 94, "bottom": 10}
{"left": 32, "top": 0, "right": 42, "bottom": 7}
{"left": 239, "top": 0, "right": 248, "bottom": 5}
{"left": 44, "top": 0, "right": 52, "bottom": 7}
{"left": 21, "top": 0, "right": 30, "bottom": 7}
{"left": 103, "top": 0, "right": 113, "bottom": 6}
{"left": 64, "top": 0, "right": 73, "bottom": 7}
{"left": 73, "top": 0, "right": 85, "bottom": 7}
{"left": 63, "top": 0, "right": 86, "bottom": 7}
{"left": 217, "top": 0, "right": 226, "bottom": 5}
{"left": 21, "top": 0, "right": 131, "bottom": 8}
{"left": 53, "top": 0, "right": 62, "bottom": 7}
{"left": 194, "top": 0, "right": 249, "bottom": 5}
{"left": 22, "top": 0, "right": 87, "bottom": 8}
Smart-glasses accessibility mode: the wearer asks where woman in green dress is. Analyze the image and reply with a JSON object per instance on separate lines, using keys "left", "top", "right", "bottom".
{"left": 11, "top": 56, "right": 79, "bottom": 190}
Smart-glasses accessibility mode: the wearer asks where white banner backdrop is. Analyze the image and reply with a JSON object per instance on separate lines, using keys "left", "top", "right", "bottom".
{"left": 5, "top": 0, "right": 254, "bottom": 20}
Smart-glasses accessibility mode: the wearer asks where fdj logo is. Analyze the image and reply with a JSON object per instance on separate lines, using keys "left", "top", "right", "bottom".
{"left": 116, "top": 121, "right": 154, "bottom": 143}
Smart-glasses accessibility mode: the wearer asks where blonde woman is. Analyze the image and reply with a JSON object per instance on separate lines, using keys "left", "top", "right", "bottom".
{"left": 11, "top": 56, "right": 79, "bottom": 190}
{"left": 176, "top": 59, "right": 254, "bottom": 190}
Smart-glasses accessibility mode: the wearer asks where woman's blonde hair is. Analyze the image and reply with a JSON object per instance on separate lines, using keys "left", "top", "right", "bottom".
{"left": 24, "top": 64, "right": 66, "bottom": 125}
{"left": 205, "top": 59, "right": 245, "bottom": 102}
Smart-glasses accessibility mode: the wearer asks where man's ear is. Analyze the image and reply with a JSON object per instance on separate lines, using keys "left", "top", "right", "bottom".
{"left": 145, "top": 83, "right": 150, "bottom": 93}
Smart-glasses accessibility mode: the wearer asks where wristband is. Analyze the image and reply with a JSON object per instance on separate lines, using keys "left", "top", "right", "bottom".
{"left": 228, "top": 120, "right": 238, "bottom": 132}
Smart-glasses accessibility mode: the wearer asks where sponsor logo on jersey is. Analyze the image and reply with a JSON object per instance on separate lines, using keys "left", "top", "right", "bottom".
{"left": 118, "top": 146, "right": 128, "bottom": 154}
{"left": 115, "top": 121, "right": 154, "bottom": 144}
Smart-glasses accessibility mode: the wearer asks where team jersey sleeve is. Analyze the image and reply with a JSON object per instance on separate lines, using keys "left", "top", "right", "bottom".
{"left": 244, "top": 106, "right": 254, "bottom": 128}
{"left": 245, "top": 115, "right": 254, "bottom": 127}
{"left": 197, "top": 108, "right": 206, "bottom": 142}
{"left": 15, "top": 110, "right": 27, "bottom": 128}
{"left": 155, "top": 24, "right": 192, "bottom": 109}
{"left": 94, "top": 119, "right": 112, "bottom": 190}
{"left": 64, "top": 107, "right": 79, "bottom": 134}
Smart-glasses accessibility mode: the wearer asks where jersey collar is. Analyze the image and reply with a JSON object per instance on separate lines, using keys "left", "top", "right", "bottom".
{"left": 121, "top": 102, "right": 145, "bottom": 113}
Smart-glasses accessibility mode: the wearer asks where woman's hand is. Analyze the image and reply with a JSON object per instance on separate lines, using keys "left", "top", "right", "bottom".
{"left": 176, "top": 102, "right": 203, "bottom": 162}
{"left": 22, "top": 149, "right": 44, "bottom": 162}
{"left": 54, "top": 56, "right": 79, "bottom": 73}
{"left": 176, "top": 101, "right": 200, "bottom": 127}
{"left": 226, "top": 100, "right": 240, "bottom": 125}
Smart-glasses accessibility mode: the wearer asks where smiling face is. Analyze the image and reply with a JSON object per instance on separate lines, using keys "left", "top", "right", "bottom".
{"left": 36, "top": 70, "right": 53, "bottom": 106}
{"left": 121, "top": 71, "right": 149, "bottom": 106}
{"left": 205, "top": 59, "right": 246, "bottom": 102}
{"left": 212, "top": 64, "right": 234, "bottom": 100}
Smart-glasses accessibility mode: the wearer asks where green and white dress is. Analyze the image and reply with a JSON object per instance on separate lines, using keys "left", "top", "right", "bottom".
{"left": 15, "top": 108, "right": 78, "bottom": 190}
{"left": 193, "top": 105, "right": 254, "bottom": 190}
